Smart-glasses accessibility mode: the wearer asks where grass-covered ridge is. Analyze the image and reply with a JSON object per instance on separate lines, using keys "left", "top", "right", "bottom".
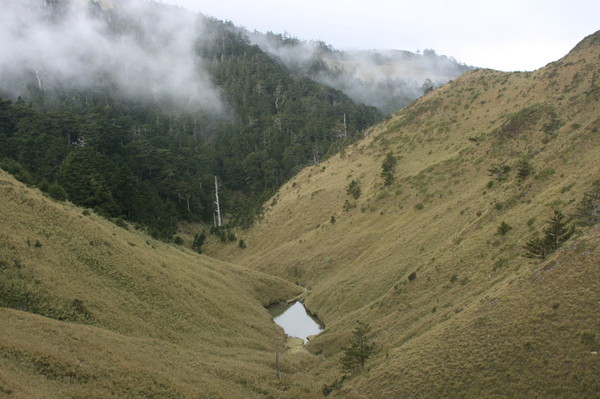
{"left": 209, "top": 31, "right": 600, "bottom": 397}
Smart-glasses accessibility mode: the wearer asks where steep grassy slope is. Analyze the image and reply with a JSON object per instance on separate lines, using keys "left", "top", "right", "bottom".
{"left": 210, "top": 31, "right": 600, "bottom": 397}
{"left": 0, "top": 169, "right": 331, "bottom": 398}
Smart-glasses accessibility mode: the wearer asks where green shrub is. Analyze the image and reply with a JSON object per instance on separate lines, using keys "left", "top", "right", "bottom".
{"left": 536, "top": 168, "right": 555, "bottom": 180}
{"left": 192, "top": 232, "right": 206, "bottom": 253}
{"left": 343, "top": 200, "right": 356, "bottom": 212}
{"left": 47, "top": 182, "right": 67, "bottom": 201}
{"left": 488, "top": 164, "right": 511, "bottom": 181}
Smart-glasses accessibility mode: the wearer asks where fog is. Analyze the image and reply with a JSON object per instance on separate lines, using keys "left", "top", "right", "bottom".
{"left": 248, "top": 32, "right": 471, "bottom": 113}
{"left": 0, "top": 0, "right": 223, "bottom": 112}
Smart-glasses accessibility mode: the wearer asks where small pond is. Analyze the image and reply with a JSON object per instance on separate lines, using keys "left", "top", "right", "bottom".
{"left": 269, "top": 301, "right": 323, "bottom": 342}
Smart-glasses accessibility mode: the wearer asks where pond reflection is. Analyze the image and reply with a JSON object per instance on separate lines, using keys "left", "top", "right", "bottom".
{"left": 270, "top": 302, "right": 322, "bottom": 342}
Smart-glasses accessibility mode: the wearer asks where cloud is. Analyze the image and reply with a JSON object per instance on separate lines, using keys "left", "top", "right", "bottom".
{"left": 0, "top": 0, "right": 224, "bottom": 113}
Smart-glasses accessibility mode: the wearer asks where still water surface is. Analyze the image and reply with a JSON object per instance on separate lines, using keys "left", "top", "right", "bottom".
{"left": 270, "top": 302, "right": 322, "bottom": 342}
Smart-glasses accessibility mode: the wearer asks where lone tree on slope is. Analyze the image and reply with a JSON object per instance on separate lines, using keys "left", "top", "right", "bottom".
{"left": 341, "top": 320, "right": 376, "bottom": 371}
{"left": 524, "top": 210, "right": 574, "bottom": 260}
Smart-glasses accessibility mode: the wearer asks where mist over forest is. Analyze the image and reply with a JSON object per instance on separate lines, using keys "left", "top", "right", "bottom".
{"left": 1, "top": 0, "right": 471, "bottom": 116}
{"left": 0, "top": 0, "right": 470, "bottom": 237}
{"left": 0, "top": 0, "right": 383, "bottom": 238}
{"left": 0, "top": 0, "right": 224, "bottom": 112}
{"left": 247, "top": 31, "right": 472, "bottom": 114}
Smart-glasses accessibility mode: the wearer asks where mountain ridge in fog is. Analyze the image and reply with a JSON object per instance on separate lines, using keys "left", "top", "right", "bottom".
{"left": 245, "top": 31, "right": 473, "bottom": 114}
{"left": 1, "top": 0, "right": 471, "bottom": 115}
{"left": 0, "top": 0, "right": 224, "bottom": 113}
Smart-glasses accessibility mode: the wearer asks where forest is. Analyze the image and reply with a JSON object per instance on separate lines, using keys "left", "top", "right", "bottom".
{"left": 0, "top": 3, "right": 381, "bottom": 238}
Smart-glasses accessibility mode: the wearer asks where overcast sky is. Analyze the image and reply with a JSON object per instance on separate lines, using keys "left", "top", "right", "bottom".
{"left": 159, "top": 0, "right": 599, "bottom": 71}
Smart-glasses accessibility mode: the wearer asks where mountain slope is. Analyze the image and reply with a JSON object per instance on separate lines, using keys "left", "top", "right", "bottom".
{"left": 209, "top": 31, "right": 600, "bottom": 397}
{"left": 0, "top": 169, "right": 331, "bottom": 398}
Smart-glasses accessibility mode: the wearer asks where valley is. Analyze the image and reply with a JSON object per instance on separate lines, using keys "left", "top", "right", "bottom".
{"left": 0, "top": 1, "right": 599, "bottom": 397}
{"left": 207, "top": 30, "right": 600, "bottom": 398}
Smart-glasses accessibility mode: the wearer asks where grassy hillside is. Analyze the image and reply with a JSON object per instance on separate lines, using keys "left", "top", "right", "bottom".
{"left": 2, "top": 29, "right": 598, "bottom": 399}
{"left": 0, "top": 169, "right": 334, "bottom": 398}
{"left": 209, "top": 31, "right": 600, "bottom": 397}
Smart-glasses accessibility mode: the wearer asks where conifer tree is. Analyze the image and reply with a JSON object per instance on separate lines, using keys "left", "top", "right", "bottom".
{"left": 341, "top": 321, "right": 376, "bottom": 371}
{"left": 524, "top": 210, "right": 574, "bottom": 260}
{"left": 497, "top": 221, "right": 512, "bottom": 236}
{"left": 381, "top": 152, "right": 397, "bottom": 186}
{"left": 543, "top": 210, "right": 575, "bottom": 251}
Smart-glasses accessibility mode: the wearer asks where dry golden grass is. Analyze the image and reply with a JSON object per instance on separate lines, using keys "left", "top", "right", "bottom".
{"left": 207, "top": 31, "right": 600, "bottom": 397}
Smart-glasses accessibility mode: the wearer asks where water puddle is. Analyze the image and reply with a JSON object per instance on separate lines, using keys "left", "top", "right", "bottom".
{"left": 269, "top": 301, "right": 322, "bottom": 342}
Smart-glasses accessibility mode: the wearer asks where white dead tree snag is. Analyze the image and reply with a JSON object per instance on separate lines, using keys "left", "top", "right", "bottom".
{"left": 213, "top": 176, "right": 222, "bottom": 227}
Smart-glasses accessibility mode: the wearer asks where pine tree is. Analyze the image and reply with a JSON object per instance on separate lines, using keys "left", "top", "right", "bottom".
{"left": 341, "top": 321, "right": 376, "bottom": 371}
{"left": 488, "top": 164, "right": 511, "bottom": 181}
{"left": 524, "top": 210, "right": 574, "bottom": 260}
{"left": 543, "top": 210, "right": 575, "bottom": 251}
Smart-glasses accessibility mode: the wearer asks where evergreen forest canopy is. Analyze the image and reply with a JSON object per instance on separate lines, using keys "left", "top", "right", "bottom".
{"left": 0, "top": 0, "right": 382, "bottom": 238}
